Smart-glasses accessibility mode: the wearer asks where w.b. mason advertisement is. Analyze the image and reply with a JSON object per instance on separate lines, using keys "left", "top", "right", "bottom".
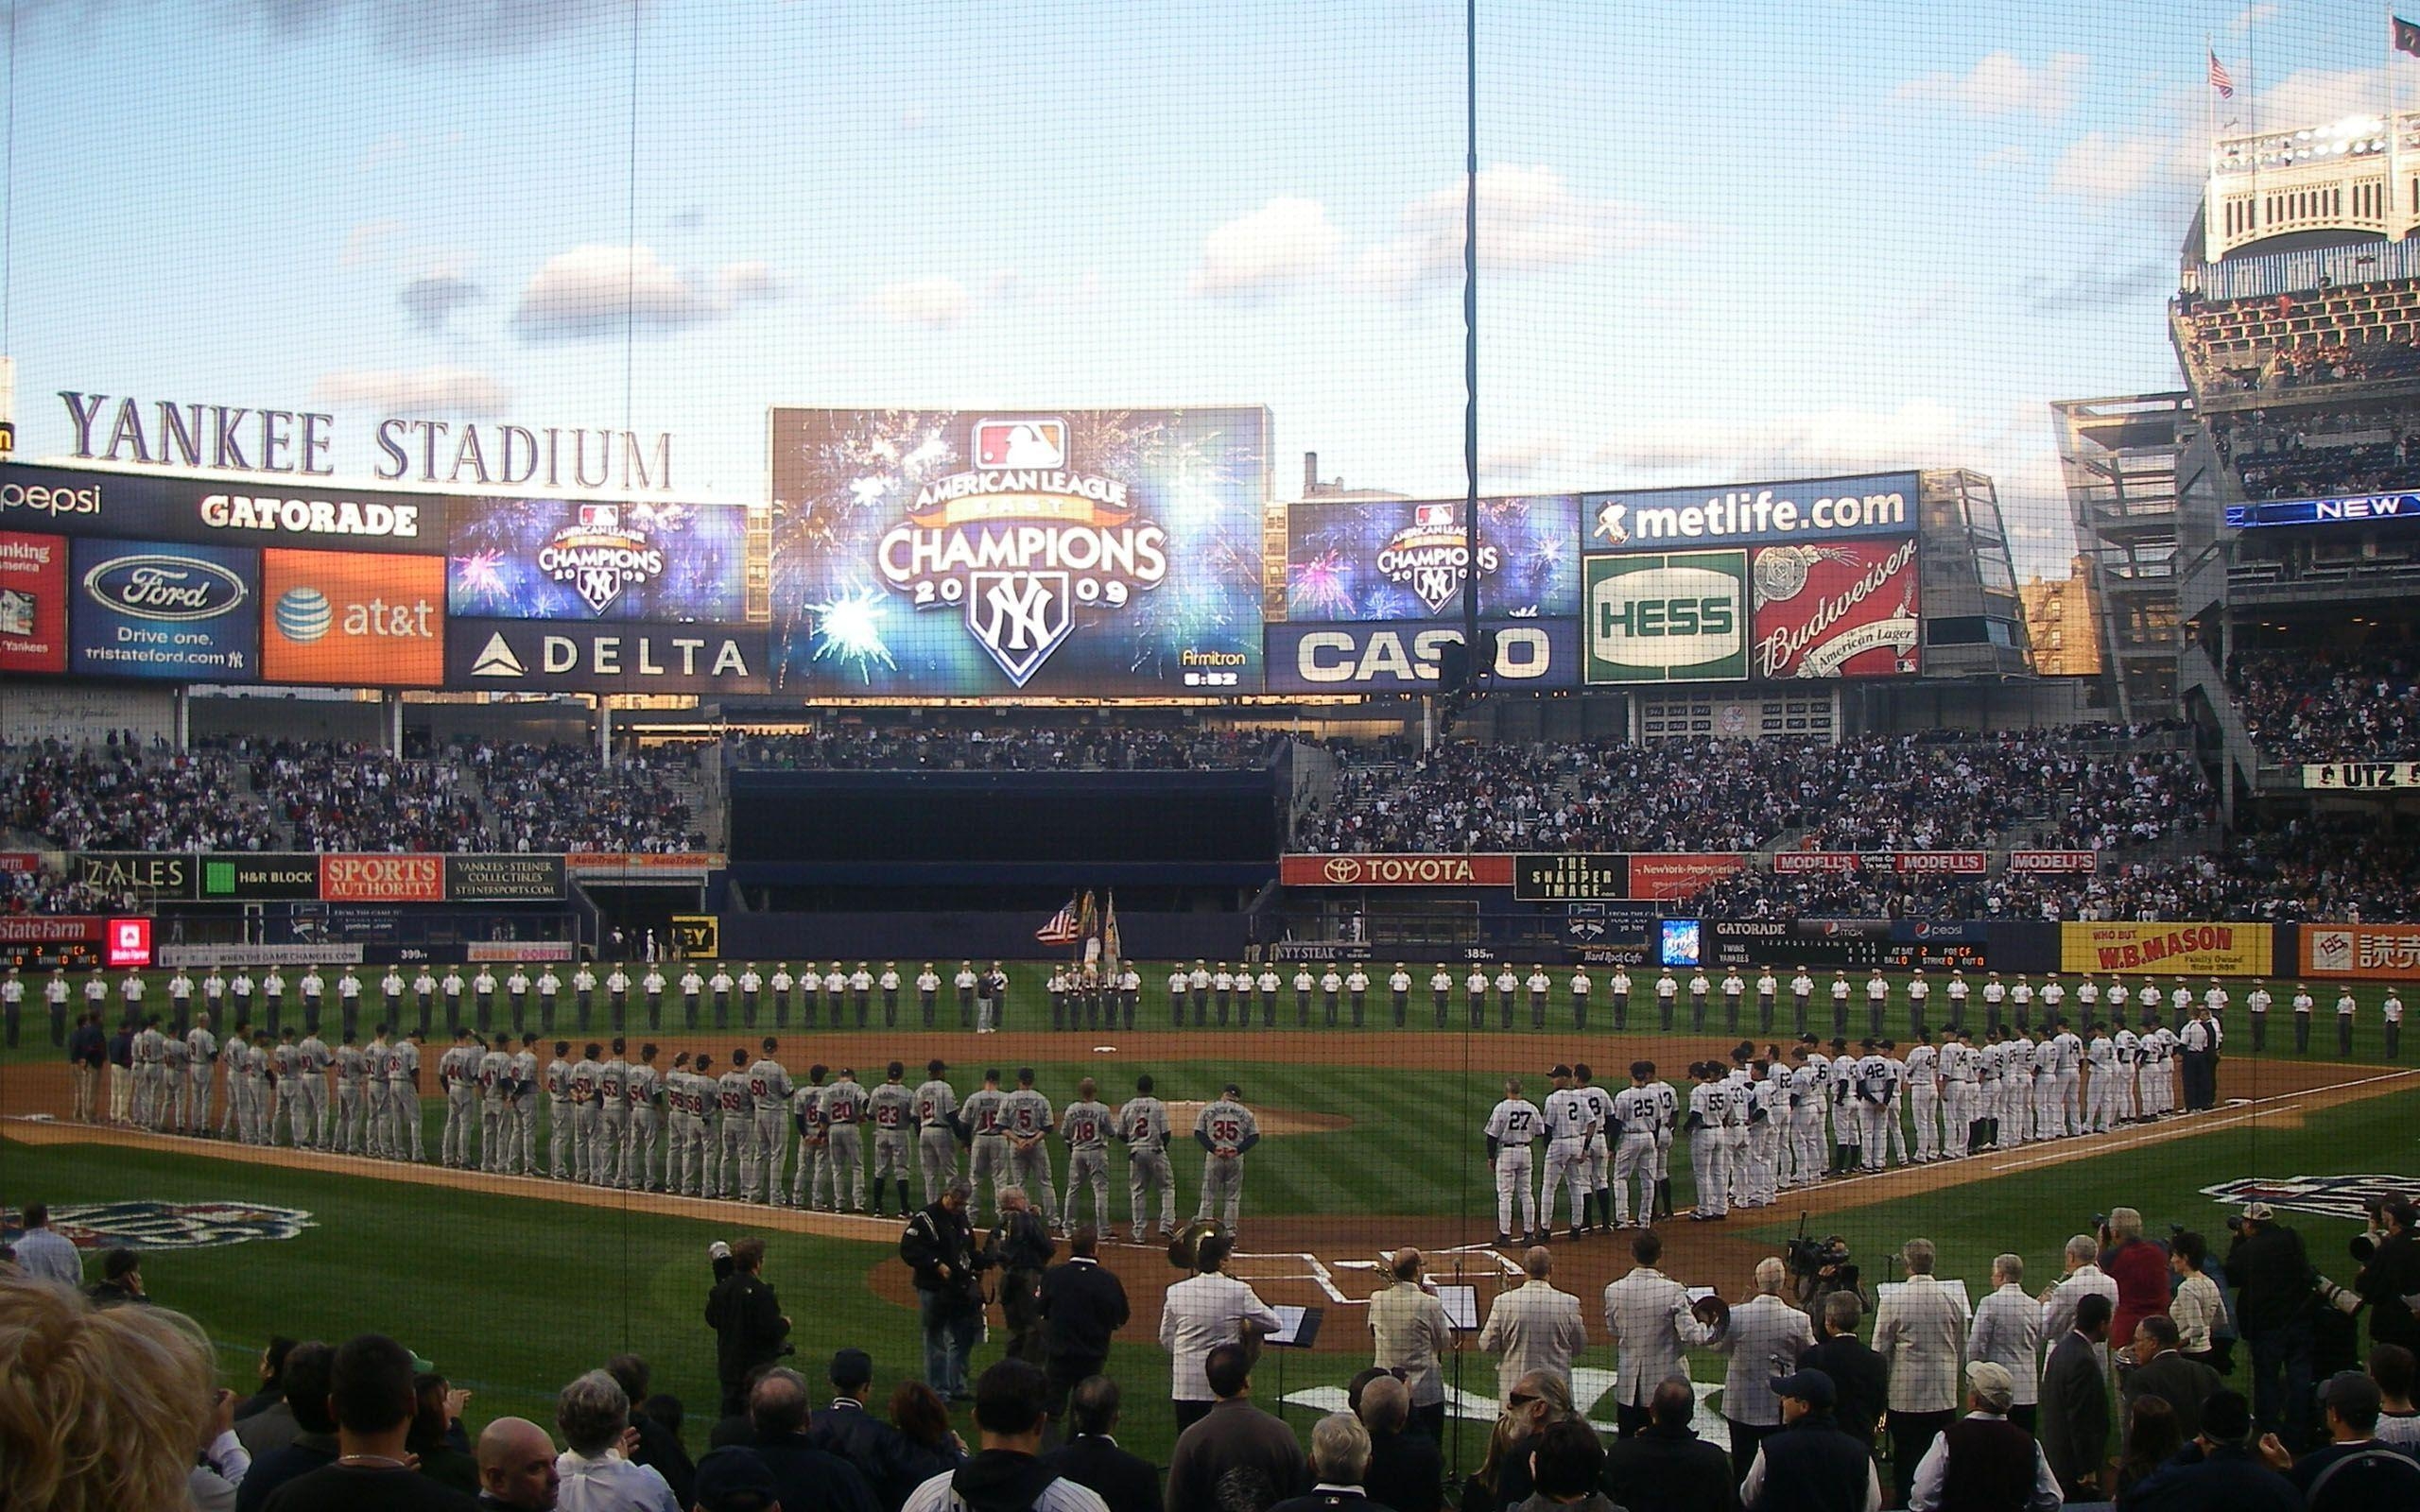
{"left": 767, "top": 408, "right": 1270, "bottom": 695}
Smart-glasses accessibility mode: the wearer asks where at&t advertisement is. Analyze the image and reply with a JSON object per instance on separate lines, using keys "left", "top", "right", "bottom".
{"left": 445, "top": 498, "right": 748, "bottom": 621}
{"left": 1282, "top": 495, "right": 1578, "bottom": 622}
{"left": 768, "top": 408, "right": 1270, "bottom": 696}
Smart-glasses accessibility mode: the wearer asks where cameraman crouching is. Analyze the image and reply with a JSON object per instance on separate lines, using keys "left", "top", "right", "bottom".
{"left": 903, "top": 1179, "right": 993, "bottom": 1402}
{"left": 2229, "top": 1201, "right": 2320, "bottom": 1451}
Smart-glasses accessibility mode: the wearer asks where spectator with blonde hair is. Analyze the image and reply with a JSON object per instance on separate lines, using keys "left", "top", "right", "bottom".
{"left": 0, "top": 1275, "right": 217, "bottom": 1512}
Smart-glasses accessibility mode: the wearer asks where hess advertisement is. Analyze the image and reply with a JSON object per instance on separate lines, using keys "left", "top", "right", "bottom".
{"left": 1263, "top": 618, "right": 1579, "bottom": 693}
{"left": 261, "top": 549, "right": 444, "bottom": 687}
{"left": 1749, "top": 536, "right": 1920, "bottom": 679}
{"left": 1282, "top": 495, "right": 1579, "bottom": 621}
{"left": 767, "top": 408, "right": 1270, "bottom": 696}
{"left": 67, "top": 537, "right": 258, "bottom": 679}
{"left": 445, "top": 498, "right": 748, "bottom": 621}
{"left": 1583, "top": 550, "right": 1748, "bottom": 684}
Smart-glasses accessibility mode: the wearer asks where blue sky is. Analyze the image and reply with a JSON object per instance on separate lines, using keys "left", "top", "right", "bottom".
{"left": 1, "top": 1, "right": 2406, "bottom": 574}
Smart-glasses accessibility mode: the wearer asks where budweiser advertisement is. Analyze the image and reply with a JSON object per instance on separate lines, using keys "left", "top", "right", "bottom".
{"left": 1749, "top": 535, "right": 1920, "bottom": 679}
{"left": 2300, "top": 924, "right": 2420, "bottom": 980}
{"left": 1279, "top": 853, "right": 1516, "bottom": 887}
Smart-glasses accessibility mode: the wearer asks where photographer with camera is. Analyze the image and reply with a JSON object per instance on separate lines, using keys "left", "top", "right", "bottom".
{"left": 2356, "top": 1196, "right": 2420, "bottom": 1355}
{"left": 706, "top": 1238, "right": 794, "bottom": 1418}
{"left": 1785, "top": 1228, "right": 1859, "bottom": 1316}
{"left": 2228, "top": 1201, "right": 2321, "bottom": 1451}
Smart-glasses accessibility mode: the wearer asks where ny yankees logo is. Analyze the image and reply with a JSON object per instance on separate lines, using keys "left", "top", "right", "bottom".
{"left": 968, "top": 571, "right": 1072, "bottom": 685}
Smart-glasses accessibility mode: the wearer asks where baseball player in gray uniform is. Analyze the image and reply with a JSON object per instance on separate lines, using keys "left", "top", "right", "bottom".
{"left": 569, "top": 1042, "right": 605, "bottom": 1181}
{"left": 626, "top": 1044, "right": 663, "bottom": 1191}
{"left": 185, "top": 1014, "right": 218, "bottom": 1136}
{"left": 596, "top": 1040, "right": 632, "bottom": 1187}
{"left": 510, "top": 1034, "right": 542, "bottom": 1177}
{"left": 868, "top": 1061, "right": 916, "bottom": 1216}
{"left": 821, "top": 1066, "right": 871, "bottom": 1211}
{"left": 1116, "top": 1074, "right": 1175, "bottom": 1240}
{"left": 476, "top": 1035, "right": 513, "bottom": 1172}
{"left": 714, "top": 1050, "right": 752, "bottom": 1198}
{"left": 1483, "top": 1077, "right": 1542, "bottom": 1246}
{"left": 1192, "top": 1084, "right": 1259, "bottom": 1232}
{"left": 333, "top": 1032, "right": 367, "bottom": 1153}
{"left": 1060, "top": 1077, "right": 1114, "bottom": 1232}
{"left": 544, "top": 1041, "right": 576, "bottom": 1177}
{"left": 748, "top": 1039, "right": 796, "bottom": 1203}
{"left": 440, "top": 1030, "right": 479, "bottom": 1167}
{"left": 960, "top": 1069, "right": 1011, "bottom": 1220}
{"left": 1001, "top": 1069, "right": 1059, "bottom": 1228}
{"left": 912, "top": 1059, "right": 960, "bottom": 1204}
{"left": 389, "top": 1030, "right": 425, "bottom": 1161}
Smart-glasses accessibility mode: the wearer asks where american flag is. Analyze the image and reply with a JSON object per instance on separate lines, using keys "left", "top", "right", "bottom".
{"left": 1035, "top": 898, "right": 1080, "bottom": 945}
{"left": 2207, "top": 47, "right": 2235, "bottom": 99}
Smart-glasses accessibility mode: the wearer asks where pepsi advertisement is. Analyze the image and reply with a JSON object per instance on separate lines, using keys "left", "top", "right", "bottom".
{"left": 445, "top": 498, "right": 748, "bottom": 621}
{"left": 68, "top": 537, "right": 259, "bottom": 679}
{"left": 768, "top": 408, "right": 1270, "bottom": 696}
{"left": 1282, "top": 494, "right": 1579, "bottom": 622}
{"left": 0, "top": 462, "right": 448, "bottom": 554}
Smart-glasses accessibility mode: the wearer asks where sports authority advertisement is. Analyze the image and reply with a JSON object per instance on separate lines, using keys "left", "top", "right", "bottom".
{"left": 444, "top": 618, "right": 768, "bottom": 695}
{"left": 1584, "top": 472, "right": 1919, "bottom": 552}
{"left": 767, "top": 408, "right": 1270, "bottom": 696}
{"left": 320, "top": 854, "right": 445, "bottom": 902}
{"left": 67, "top": 537, "right": 257, "bottom": 679}
{"left": 1749, "top": 536, "right": 1920, "bottom": 679}
{"left": 0, "top": 463, "right": 448, "bottom": 553}
{"left": 2059, "top": 921, "right": 2273, "bottom": 976}
{"left": 1583, "top": 550, "right": 1748, "bottom": 684}
{"left": 260, "top": 550, "right": 444, "bottom": 687}
{"left": 1281, "top": 495, "right": 1579, "bottom": 621}
{"left": 446, "top": 498, "right": 748, "bottom": 621}
{"left": 2299, "top": 924, "right": 2420, "bottom": 980}
{"left": 0, "top": 529, "right": 67, "bottom": 674}
{"left": 1262, "top": 618, "right": 1579, "bottom": 694}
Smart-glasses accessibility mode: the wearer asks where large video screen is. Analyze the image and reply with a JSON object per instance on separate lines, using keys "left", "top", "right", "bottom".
{"left": 767, "top": 408, "right": 1270, "bottom": 696}
{"left": 1282, "top": 494, "right": 1579, "bottom": 621}
{"left": 445, "top": 498, "right": 748, "bottom": 622}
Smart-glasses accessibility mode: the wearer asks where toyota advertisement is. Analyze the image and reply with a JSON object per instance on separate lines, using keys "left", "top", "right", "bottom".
{"left": 1749, "top": 535, "right": 1920, "bottom": 679}
{"left": 68, "top": 537, "right": 258, "bottom": 679}
{"left": 1263, "top": 618, "right": 1580, "bottom": 694}
{"left": 1282, "top": 494, "right": 1579, "bottom": 622}
{"left": 445, "top": 497, "right": 748, "bottom": 621}
{"left": 767, "top": 407, "right": 1270, "bottom": 696}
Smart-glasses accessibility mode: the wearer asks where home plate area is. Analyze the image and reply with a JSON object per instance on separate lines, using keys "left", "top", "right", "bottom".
{"left": 1227, "top": 1245, "right": 1735, "bottom": 1438}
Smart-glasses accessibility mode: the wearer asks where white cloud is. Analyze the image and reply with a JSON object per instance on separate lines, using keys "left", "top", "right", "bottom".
{"left": 870, "top": 276, "right": 973, "bottom": 327}
{"left": 341, "top": 219, "right": 406, "bottom": 267}
{"left": 313, "top": 367, "right": 512, "bottom": 417}
{"left": 1357, "top": 164, "right": 1678, "bottom": 297}
{"left": 1188, "top": 197, "right": 1342, "bottom": 299}
{"left": 511, "top": 244, "right": 720, "bottom": 341}
{"left": 1897, "top": 51, "right": 2088, "bottom": 120}
{"left": 397, "top": 273, "right": 482, "bottom": 332}
{"left": 717, "top": 261, "right": 781, "bottom": 303}
{"left": 1485, "top": 399, "right": 1971, "bottom": 487}
{"left": 2048, "top": 130, "right": 2181, "bottom": 202}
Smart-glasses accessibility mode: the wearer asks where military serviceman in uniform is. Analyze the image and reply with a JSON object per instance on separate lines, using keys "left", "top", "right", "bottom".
{"left": 1320, "top": 963, "right": 1342, "bottom": 1027}
{"left": 1126, "top": 962, "right": 1148, "bottom": 1029}
{"left": 1722, "top": 971, "right": 1746, "bottom": 1033}
{"left": 1612, "top": 965, "right": 1633, "bottom": 1031}
{"left": 1528, "top": 965, "right": 1552, "bottom": 1030}
{"left": 881, "top": 962, "right": 903, "bottom": 1027}
{"left": 1429, "top": 963, "right": 1453, "bottom": 1028}
{"left": 1570, "top": 965, "right": 1592, "bottom": 1030}
{"left": 770, "top": 961, "right": 795, "bottom": 1028}
{"left": 1657, "top": 970, "right": 1680, "bottom": 1031}
{"left": 1292, "top": 963, "right": 1315, "bottom": 1027}
{"left": 1346, "top": 963, "right": 1370, "bottom": 1027}
{"left": 957, "top": 960, "right": 978, "bottom": 1030}
{"left": 1174, "top": 961, "right": 1198, "bottom": 1029}
{"left": 917, "top": 963, "right": 941, "bottom": 1028}
{"left": 850, "top": 961, "right": 874, "bottom": 1027}
{"left": 1389, "top": 963, "right": 1412, "bottom": 1028}
{"left": 739, "top": 962, "right": 763, "bottom": 1028}
{"left": 1496, "top": 964, "right": 1521, "bottom": 1030}
{"left": 1117, "top": 1074, "right": 1176, "bottom": 1241}
{"left": 709, "top": 963, "right": 734, "bottom": 1028}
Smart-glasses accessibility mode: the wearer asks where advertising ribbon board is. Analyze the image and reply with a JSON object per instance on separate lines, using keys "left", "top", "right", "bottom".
{"left": 445, "top": 854, "right": 566, "bottom": 902}
{"left": 2304, "top": 763, "right": 2420, "bottom": 790}
{"left": 1278, "top": 854, "right": 1516, "bottom": 887}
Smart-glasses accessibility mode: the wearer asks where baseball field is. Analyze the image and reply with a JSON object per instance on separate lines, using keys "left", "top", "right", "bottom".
{"left": 4, "top": 961, "right": 2416, "bottom": 1473}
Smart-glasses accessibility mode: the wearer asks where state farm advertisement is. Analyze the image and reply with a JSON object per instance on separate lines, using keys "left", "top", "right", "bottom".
{"left": 0, "top": 529, "right": 68, "bottom": 674}
{"left": 1280, "top": 853, "right": 1516, "bottom": 887}
{"left": 320, "top": 853, "right": 444, "bottom": 902}
{"left": 2300, "top": 924, "right": 2420, "bottom": 980}
{"left": 1750, "top": 536, "right": 1920, "bottom": 679}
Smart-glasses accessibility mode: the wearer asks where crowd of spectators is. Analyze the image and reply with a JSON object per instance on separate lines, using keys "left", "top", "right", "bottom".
{"left": 1297, "top": 728, "right": 2213, "bottom": 858}
{"left": 0, "top": 740, "right": 266, "bottom": 852}
{"left": 240, "top": 741, "right": 486, "bottom": 854}
{"left": 472, "top": 743, "right": 705, "bottom": 855}
{"left": 2231, "top": 649, "right": 2420, "bottom": 765}
{"left": 727, "top": 728, "right": 1277, "bottom": 772}
{"left": 2212, "top": 411, "right": 2420, "bottom": 502}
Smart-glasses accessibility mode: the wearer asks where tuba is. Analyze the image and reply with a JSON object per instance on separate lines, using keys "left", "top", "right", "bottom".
{"left": 1169, "top": 1217, "right": 1231, "bottom": 1273}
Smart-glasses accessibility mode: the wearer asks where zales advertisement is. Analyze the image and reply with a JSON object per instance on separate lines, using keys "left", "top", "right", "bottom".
{"left": 768, "top": 408, "right": 1270, "bottom": 696}
{"left": 1750, "top": 536, "right": 1920, "bottom": 679}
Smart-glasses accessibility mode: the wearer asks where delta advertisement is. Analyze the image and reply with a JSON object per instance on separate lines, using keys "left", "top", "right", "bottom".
{"left": 1749, "top": 536, "right": 1920, "bottom": 679}
{"left": 2059, "top": 921, "right": 2274, "bottom": 976}
{"left": 67, "top": 537, "right": 259, "bottom": 680}
{"left": 1281, "top": 495, "right": 1580, "bottom": 622}
{"left": 261, "top": 550, "right": 444, "bottom": 687}
{"left": 1583, "top": 472, "right": 1921, "bottom": 552}
{"left": 0, "top": 529, "right": 68, "bottom": 674}
{"left": 444, "top": 618, "right": 769, "bottom": 695}
{"left": 2299, "top": 924, "right": 2420, "bottom": 980}
{"left": 1262, "top": 618, "right": 1580, "bottom": 694}
{"left": 767, "top": 408, "right": 1270, "bottom": 696}
{"left": 445, "top": 497, "right": 748, "bottom": 621}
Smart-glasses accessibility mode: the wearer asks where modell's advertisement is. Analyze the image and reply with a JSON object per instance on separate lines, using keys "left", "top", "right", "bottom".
{"left": 1281, "top": 494, "right": 1579, "bottom": 622}
{"left": 1748, "top": 535, "right": 1920, "bottom": 679}
{"left": 768, "top": 407, "right": 1270, "bottom": 695}
{"left": 445, "top": 498, "right": 748, "bottom": 622}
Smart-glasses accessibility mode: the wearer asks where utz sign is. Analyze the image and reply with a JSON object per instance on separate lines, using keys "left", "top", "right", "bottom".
{"left": 876, "top": 416, "right": 1168, "bottom": 686}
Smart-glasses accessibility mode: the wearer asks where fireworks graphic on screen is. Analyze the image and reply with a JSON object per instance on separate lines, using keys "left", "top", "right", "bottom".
{"left": 805, "top": 584, "right": 897, "bottom": 682}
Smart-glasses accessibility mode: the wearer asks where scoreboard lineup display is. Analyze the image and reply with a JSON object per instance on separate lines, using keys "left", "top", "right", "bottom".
{"left": 0, "top": 449, "right": 1959, "bottom": 698}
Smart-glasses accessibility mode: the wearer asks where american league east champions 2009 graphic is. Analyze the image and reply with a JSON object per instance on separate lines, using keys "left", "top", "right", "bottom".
{"left": 768, "top": 408, "right": 1270, "bottom": 696}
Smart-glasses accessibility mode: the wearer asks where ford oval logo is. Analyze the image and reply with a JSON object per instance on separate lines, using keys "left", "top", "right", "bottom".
{"left": 83, "top": 555, "right": 249, "bottom": 622}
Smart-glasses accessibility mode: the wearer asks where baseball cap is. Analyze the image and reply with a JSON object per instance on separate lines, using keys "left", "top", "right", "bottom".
{"left": 1772, "top": 1369, "right": 1835, "bottom": 1409}
{"left": 1548, "top": 1063, "right": 1572, "bottom": 1078}
{"left": 1965, "top": 1361, "right": 2014, "bottom": 1410}
{"left": 693, "top": 1447, "right": 780, "bottom": 1512}
{"left": 2320, "top": 1370, "right": 2382, "bottom": 1419}
{"left": 2241, "top": 1201, "right": 2276, "bottom": 1222}
{"left": 829, "top": 1348, "right": 873, "bottom": 1387}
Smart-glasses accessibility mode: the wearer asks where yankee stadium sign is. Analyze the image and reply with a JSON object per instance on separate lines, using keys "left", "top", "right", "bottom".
{"left": 875, "top": 418, "right": 1168, "bottom": 686}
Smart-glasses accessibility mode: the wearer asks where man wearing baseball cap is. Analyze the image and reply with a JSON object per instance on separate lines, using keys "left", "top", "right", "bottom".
{"left": 901, "top": 1359, "right": 1108, "bottom": 1512}
{"left": 1738, "top": 1370, "right": 1880, "bottom": 1512}
{"left": 2228, "top": 1200, "right": 2321, "bottom": 1450}
{"left": 2256, "top": 1370, "right": 2420, "bottom": 1508}
{"left": 1904, "top": 1361, "right": 2060, "bottom": 1511}
{"left": 693, "top": 1446, "right": 781, "bottom": 1512}
{"left": 812, "top": 1349, "right": 920, "bottom": 1508}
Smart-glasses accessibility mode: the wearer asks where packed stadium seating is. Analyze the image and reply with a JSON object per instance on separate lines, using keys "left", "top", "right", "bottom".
{"left": 0, "top": 741, "right": 267, "bottom": 853}
{"left": 2210, "top": 406, "right": 2420, "bottom": 501}
{"left": 726, "top": 727, "right": 1279, "bottom": 771}
{"left": 2229, "top": 647, "right": 2420, "bottom": 763}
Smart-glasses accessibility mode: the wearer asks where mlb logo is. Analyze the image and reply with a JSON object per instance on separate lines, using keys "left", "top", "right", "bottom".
{"left": 975, "top": 420, "right": 1067, "bottom": 471}
{"left": 578, "top": 505, "right": 620, "bottom": 534}
{"left": 1415, "top": 503, "right": 1456, "bottom": 532}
